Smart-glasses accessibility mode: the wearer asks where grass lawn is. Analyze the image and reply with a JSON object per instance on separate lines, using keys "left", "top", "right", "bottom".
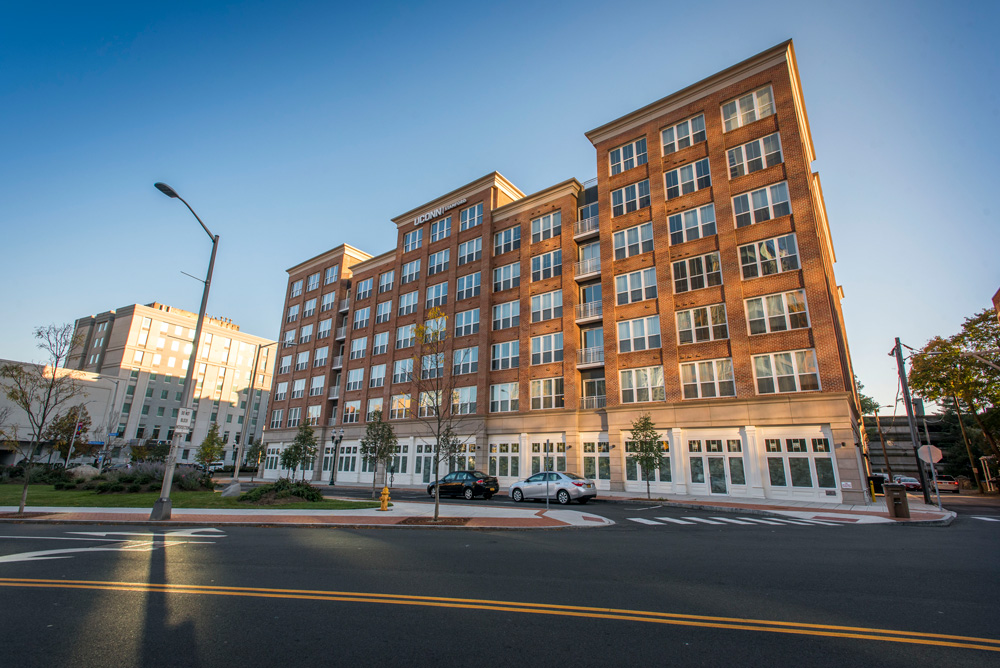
{"left": 0, "top": 484, "right": 379, "bottom": 510}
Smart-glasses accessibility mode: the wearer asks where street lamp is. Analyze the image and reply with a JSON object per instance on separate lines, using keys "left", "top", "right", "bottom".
{"left": 329, "top": 428, "right": 344, "bottom": 485}
{"left": 150, "top": 182, "right": 220, "bottom": 521}
{"left": 231, "top": 341, "right": 277, "bottom": 485}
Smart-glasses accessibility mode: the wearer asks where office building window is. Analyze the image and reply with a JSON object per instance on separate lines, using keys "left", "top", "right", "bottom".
{"left": 680, "top": 358, "right": 736, "bottom": 399}
{"left": 728, "top": 132, "right": 783, "bottom": 178}
{"left": 753, "top": 350, "right": 820, "bottom": 394}
{"left": 620, "top": 366, "right": 666, "bottom": 404}
{"left": 617, "top": 316, "right": 661, "bottom": 353}
{"left": 321, "top": 292, "right": 336, "bottom": 312}
{"left": 530, "top": 333, "right": 563, "bottom": 365}
{"left": 286, "top": 304, "right": 299, "bottom": 323}
{"left": 673, "top": 253, "right": 722, "bottom": 293}
{"left": 343, "top": 401, "right": 360, "bottom": 423}
{"left": 314, "top": 346, "right": 329, "bottom": 367}
{"left": 451, "top": 386, "right": 477, "bottom": 415}
{"left": 275, "top": 382, "right": 288, "bottom": 401}
{"left": 418, "top": 391, "right": 441, "bottom": 418}
{"left": 739, "top": 234, "right": 799, "bottom": 279}
{"left": 324, "top": 264, "right": 340, "bottom": 285}
{"left": 453, "top": 347, "right": 478, "bottom": 375}
{"left": 372, "top": 331, "right": 389, "bottom": 356}
{"left": 490, "top": 383, "right": 518, "bottom": 412}
{"left": 307, "top": 272, "right": 320, "bottom": 291}
{"left": 428, "top": 249, "right": 450, "bottom": 276}
{"left": 491, "top": 340, "right": 519, "bottom": 370}
{"left": 355, "top": 278, "right": 373, "bottom": 301}
{"left": 609, "top": 137, "right": 647, "bottom": 175}
{"left": 291, "top": 379, "right": 306, "bottom": 399}
{"left": 287, "top": 407, "right": 302, "bottom": 428}
{"left": 722, "top": 85, "right": 775, "bottom": 132}
{"left": 455, "top": 308, "right": 480, "bottom": 337}
{"left": 403, "top": 228, "right": 423, "bottom": 252}
{"left": 375, "top": 300, "right": 392, "bottom": 324}
{"left": 389, "top": 394, "right": 410, "bottom": 420}
{"left": 460, "top": 202, "right": 483, "bottom": 230}
{"left": 615, "top": 268, "right": 657, "bottom": 305}
{"left": 353, "top": 307, "right": 370, "bottom": 330}
{"left": 401, "top": 259, "right": 421, "bottom": 284}
{"left": 279, "top": 355, "right": 292, "bottom": 374}
{"left": 295, "top": 351, "right": 309, "bottom": 371}
{"left": 665, "top": 158, "right": 711, "bottom": 200}
{"left": 494, "top": 226, "right": 521, "bottom": 256}
{"left": 378, "top": 270, "right": 394, "bottom": 294}
{"left": 346, "top": 368, "right": 364, "bottom": 392}
{"left": 676, "top": 304, "right": 728, "bottom": 344}
{"left": 370, "top": 364, "right": 386, "bottom": 388}
{"left": 290, "top": 280, "right": 303, "bottom": 298}
{"left": 611, "top": 180, "right": 651, "bottom": 217}
{"left": 530, "top": 290, "right": 562, "bottom": 322}
{"left": 456, "top": 272, "right": 481, "bottom": 300}
{"left": 393, "top": 358, "right": 413, "bottom": 384}
{"left": 746, "top": 290, "right": 809, "bottom": 335}
{"left": 493, "top": 262, "right": 520, "bottom": 292}
{"left": 310, "top": 375, "right": 325, "bottom": 397}
{"left": 396, "top": 324, "right": 416, "bottom": 349}
{"left": 531, "top": 250, "right": 562, "bottom": 281}
{"left": 398, "top": 290, "right": 418, "bottom": 316}
{"left": 349, "top": 337, "right": 367, "bottom": 360}
{"left": 531, "top": 211, "right": 561, "bottom": 243}
{"left": 661, "top": 114, "right": 706, "bottom": 155}
{"left": 269, "top": 409, "right": 283, "bottom": 429}
{"left": 299, "top": 324, "right": 313, "bottom": 344}
{"left": 493, "top": 300, "right": 520, "bottom": 330}
{"left": 425, "top": 282, "right": 448, "bottom": 309}
{"left": 530, "top": 378, "right": 564, "bottom": 410}
{"left": 613, "top": 221, "right": 653, "bottom": 259}
{"left": 668, "top": 203, "right": 717, "bottom": 245}
{"left": 430, "top": 216, "right": 451, "bottom": 242}
{"left": 733, "top": 182, "right": 791, "bottom": 228}
{"left": 458, "top": 237, "right": 482, "bottom": 265}
{"left": 420, "top": 353, "right": 444, "bottom": 380}
{"left": 317, "top": 318, "right": 332, "bottom": 339}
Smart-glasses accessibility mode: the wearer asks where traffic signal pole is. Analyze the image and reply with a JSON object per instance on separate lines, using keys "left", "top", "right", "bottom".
{"left": 893, "top": 338, "right": 932, "bottom": 504}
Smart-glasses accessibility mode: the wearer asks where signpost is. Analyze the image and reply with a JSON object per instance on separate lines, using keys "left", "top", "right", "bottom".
{"left": 917, "top": 445, "right": 943, "bottom": 509}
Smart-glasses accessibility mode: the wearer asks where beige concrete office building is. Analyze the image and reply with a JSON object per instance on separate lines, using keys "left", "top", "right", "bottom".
{"left": 68, "top": 302, "right": 276, "bottom": 466}
{"left": 263, "top": 41, "right": 868, "bottom": 503}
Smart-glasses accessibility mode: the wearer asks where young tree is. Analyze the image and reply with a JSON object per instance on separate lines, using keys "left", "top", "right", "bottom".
{"left": 279, "top": 424, "right": 318, "bottom": 481}
{"left": 0, "top": 324, "right": 81, "bottom": 513}
{"left": 194, "top": 422, "right": 226, "bottom": 469}
{"left": 627, "top": 413, "right": 663, "bottom": 500}
{"left": 44, "top": 404, "right": 93, "bottom": 465}
{"left": 359, "top": 409, "right": 398, "bottom": 499}
{"left": 244, "top": 437, "right": 266, "bottom": 482}
{"left": 409, "top": 308, "right": 480, "bottom": 520}
{"left": 854, "top": 376, "right": 880, "bottom": 415}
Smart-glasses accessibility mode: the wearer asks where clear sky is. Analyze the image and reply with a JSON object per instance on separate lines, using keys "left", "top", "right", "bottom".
{"left": 2, "top": 0, "right": 997, "bottom": 410}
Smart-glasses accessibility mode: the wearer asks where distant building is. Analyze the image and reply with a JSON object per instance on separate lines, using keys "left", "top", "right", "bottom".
{"left": 863, "top": 414, "right": 948, "bottom": 477}
{"left": 67, "top": 302, "right": 276, "bottom": 466}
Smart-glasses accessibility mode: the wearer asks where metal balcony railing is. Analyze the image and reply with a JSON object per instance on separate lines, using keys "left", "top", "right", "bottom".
{"left": 574, "top": 215, "right": 600, "bottom": 238}
{"left": 335, "top": 326, "right": 347, "bottom": 340}
{"left": 339, "top": 299, "right": 350, "bottom": 312}
{"left": 581, "top": 395, "right": 606, "bottom": 410}
{"left": 331, "top": 355, "right": 343, "bottom": 369}
{"left": 328, "top": 387, "right": 340, "bottom": 400}
{"left": 574, "top": 257, "right": 601, "bottom": 278}
{"left": 575, "top": 301, "right": 603, "bottom": 321}
{"left": 577, "top": 347, "right": 605, "bottom": 366}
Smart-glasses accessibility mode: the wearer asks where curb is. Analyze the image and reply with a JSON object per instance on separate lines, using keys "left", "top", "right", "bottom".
{"left": 0, "top": 517, "right": 576, "bottom": 531}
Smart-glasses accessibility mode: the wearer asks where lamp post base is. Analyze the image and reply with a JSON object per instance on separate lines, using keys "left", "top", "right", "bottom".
{"left": 150, "top": 498, "right": 173, "bottom": 521}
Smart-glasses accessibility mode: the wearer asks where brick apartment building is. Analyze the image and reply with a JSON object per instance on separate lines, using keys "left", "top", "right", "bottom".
{"left": 262, "top": 40, "right": 868, "bottom": 503}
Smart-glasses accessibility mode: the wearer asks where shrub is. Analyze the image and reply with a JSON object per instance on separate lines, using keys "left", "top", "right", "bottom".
{"left": 136, "top": 474, "right": 154, "bottom": 485}
{"left": 54, "top": 482, "right": 66, "bottom": 490}
{"left": 118, "top": 473, "right": 136, "bottom": 484}
{"left": 127, "top": 484, "right": 142, "bottom": 493}
{"left": 81, "top": 480, "right": 98, "bottom": 490}
{"left": 239, "top": 478, "right": 323, "bottom": 503}
{"left": 96, "top": 482, "right": 125, "bottom": 494}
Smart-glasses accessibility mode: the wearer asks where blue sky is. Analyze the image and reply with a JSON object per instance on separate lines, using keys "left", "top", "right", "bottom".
{"left": 2, "top": 0, "right": 998, "bottom": 410}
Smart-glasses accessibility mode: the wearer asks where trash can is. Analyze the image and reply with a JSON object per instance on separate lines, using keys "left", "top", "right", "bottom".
{"left": 883, "top": 484, "right": 910, "bottom": 519}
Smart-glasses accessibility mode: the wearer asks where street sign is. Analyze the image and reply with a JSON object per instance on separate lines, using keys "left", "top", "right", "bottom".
{"left": 88, "top": 441, "right": 104, "bottom": 446}
{"left": 177, "top": 408, "right": 194, "bottom": 429}
{"left": 918, "top": 444, "right": 943, "bottom": 464}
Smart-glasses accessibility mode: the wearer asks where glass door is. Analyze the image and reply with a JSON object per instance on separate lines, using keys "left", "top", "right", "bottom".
{"left": 488, "top": 442, "right": 520, "bottom": 479}
{"left": 582, "top": 441, "right": 611, "bottom": 490}
{"left": 531, "top": 441, "right": 566, "bottom": 474}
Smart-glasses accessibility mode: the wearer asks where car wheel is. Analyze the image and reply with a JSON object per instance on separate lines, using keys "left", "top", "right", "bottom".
{"left": 484, "top": 493, "right": 493, "bottom": 500}
{"left": 512, "top": 489, "right": 523, "bottom": 503}
{"left": 557, "top": 490, "right": 570, "bottom": 505}
{"left": 464, "top": 487, "right": 475, "bottom": 500}
{"left": 955, "top": 489, "right": 961, "bottom": 494}
{"left": 427, "top": 486, "right": 435, "bottom": 497}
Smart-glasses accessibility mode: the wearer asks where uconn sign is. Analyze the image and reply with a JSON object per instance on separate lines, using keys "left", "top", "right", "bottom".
{"left": 412, "top": 198, "right": 467, "bottom": 226}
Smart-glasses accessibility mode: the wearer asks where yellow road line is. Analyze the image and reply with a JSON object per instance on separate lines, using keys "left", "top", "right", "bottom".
{"left": 0, "top": 578, "right": 996, "bottom": 652}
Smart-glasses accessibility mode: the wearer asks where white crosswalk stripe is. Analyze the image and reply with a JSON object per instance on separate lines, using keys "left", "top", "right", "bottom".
{"left": 972, "top": 516, "right": 1000, "bottom": 522}
{"left": 765, "top": 518, "right": 815, "bottom": 526}
{"left": 627, "top": 517, "right": 663, "bottom": 525}
{"left": 656, "top": 517, "right": 697, "bottom": 525}
{"left": 709, "top": 517, "right": 755, "bottom": 525}
{"left": 682, "top": 517, "right": 725, "bottom": 525}
{"left": 738, "top": 517, "right": 787, "bottom": 525}
{"left": 626, "top": 515, "right": 846, "bottom": 528}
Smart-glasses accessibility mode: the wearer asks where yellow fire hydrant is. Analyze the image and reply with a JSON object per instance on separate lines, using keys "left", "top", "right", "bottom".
{"left": 378, "top": 485, "right": 391, "bottom": 512}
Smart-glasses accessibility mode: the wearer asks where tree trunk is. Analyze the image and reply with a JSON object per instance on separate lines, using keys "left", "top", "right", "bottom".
{"left": 968, "top": 401, "right": 1000, "bottom": 460}
{"left": 433, "top": 455, "right": 441, "bottom": 521}
{"left": 371, "top": 461, "right": 378, "bottom": 500}
{"left": 19, "top": 463, "right": 31, "bottom": 514}
{"left": 646, "top": 474, "right": 651, "bottom": 500}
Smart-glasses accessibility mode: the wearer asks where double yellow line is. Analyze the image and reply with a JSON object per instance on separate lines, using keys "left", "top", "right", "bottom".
{"left": 2, "top": 578, "right": 997, "bottom": 652}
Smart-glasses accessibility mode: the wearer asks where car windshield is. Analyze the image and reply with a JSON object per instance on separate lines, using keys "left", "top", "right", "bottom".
{"left": 472, "top": 471, "right": 489, "bottom": 479}
{"left": 563, "top": 473, "right": 585, "bottom": 480}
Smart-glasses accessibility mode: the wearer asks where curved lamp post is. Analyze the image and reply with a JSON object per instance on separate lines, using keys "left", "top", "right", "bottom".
{"left": 329, "top": 428, "right": 344, "bottom": 485}
{"left": 150, "top": 182, "right": 220, "bottom": 521}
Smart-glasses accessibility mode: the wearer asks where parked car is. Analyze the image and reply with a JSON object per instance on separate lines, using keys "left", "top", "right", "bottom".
{"left": 894, "top": 476, "right": 923, "bottom": 492}
{"left": 934, "top": 475, "right": 960, "bottom": 494}
{"left": 426, "top": 471, "right": 499, "bottom": 500}
{"left": 509, "top": 471, "right": 597, "bottom": 505}
{"left": 208, "top": 461, "right": 226, "bottom": 472}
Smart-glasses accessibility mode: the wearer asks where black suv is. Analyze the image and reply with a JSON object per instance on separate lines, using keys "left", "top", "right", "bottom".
{"left": 427, "top": 471, "right": 500, "bottom": 500}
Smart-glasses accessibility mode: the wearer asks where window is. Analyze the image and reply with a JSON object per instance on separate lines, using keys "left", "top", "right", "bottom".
{"left": 370, "top": 364, "right": 386, "bottom": 388}
{"left": 722, "top": 85, "right": 775, "bottom": 132}
{"left": 279, "top": 355, "right": 292, "bottom": 374}
{"left": 618, "top": 316, "right": 661, "bottom": 353}
{"left": 746, "top": 290, "right": 809, "bottom": 335}
{"left": 299, "top": 324, "right": 313, "bottom": 344}
{"left": 389, "top": 394, "right": 410, "bottom": 420}
{"left": 680, "top": 358, "right": 736, "bottom": 399}
{"left": 613, "top": 222, "right": 653, "bottom": 259}
{"left": 453, "top": 347, "right": 478, "bottom": 375}
{"left": 490, "top": 383, "right": 519, "bottom": 412}
{"left": 428, "top": 249, "right": 449, "bottom": 276}
{"left": 290, "top": 280, "right": 303, "bottom": 297}
{"left": 324, "top": 264, "right": 340, "bottom": 285}
{"left": 317, "top": 318, "right": 332, "bottom": 339}
{"left": 378, "top": 270, "right": 394, "bottom": 294}
{"left": 393, "top": 358, "right": 413, "bottom": 384}
{"left": 430, "top": 216, "right": 451, "bottom": 242}
{"left": 420, "top": 353, "right": 444, "bottom": 379}
{"left": 455, "top": 308, "right": 480, "bottom": 337}
{"left": 355, "top": 278, "right": 373, "bottom": 301}
{"left": 353, "top": 307, "right": 370, "bottom": 330}
{"left": 403, "top": 228, "right": 423, "bottom": 252}
{"left": 270, "top": 409, "right": 284, "bottom": 429}
{"left": 364, "top": 398, "right": 382, "bottom": 422}
{"left": 620, "top": 366, "right": 666, "bottom": 403}
{"left": 398, "top": 290, "right": 418, "bottom": 316}
{"left": 661, "top": 114, "right": 706, "bottom": 154}
{"left": 728, "top": 133, "right": 783, "bottom": 178}
{"left": 295, "top": 351, "right": 310, "bottom": 371}
{"left": 314, "top": 346, "right": 329, "bottom": 367}
{"left": 425, "top": 282, "right": 447, "bottom": 309}
{"left": 396, "top": 324, "right": 416, "bottom": 349}
{"left": 321, "top": 292, "right": 336, "bottom": 313}
{"left": 460, "top": 203, "right": 483, "bottom": 231}
{"left": 401, "top": 259, "right": 421, "bottom": 284}
{"left": 530, "top": 290, "right": 562, "bottom": 322}
{"left": 676, "top": 304, "right": 728, "bottom": 344}
{"left": 349, "top": 337, "right": 367, "bottom": 360}
{"left": 530, "top": 378, "right": 564, "bottom": 409}
{"left": 286, "top": 304, "right": 299, "bottom": 323}
{"left": 458, "top": 237, "right": 482, "bottom": 265}
{"left": 610, "top": 137, "right": 648, "bottom": 175}
{"left": 493, "top": 262, "right": 520, "bottom": 292}
{"left": 418, "top": 391, "right": 441, "bottom": 418}
{"left": 375, "top": 300, "right": 391, "bottom": 325}
{"left": 283, "top": 329, "right": 295, "bottom": 347}
{"left": 310, "top": 375, "right": 325, "bottom": 397}
{"left": 451, "top": 386, "right": 477, "bottom": 415}
{"left": 307, "top": 272, "right": 320, "bottom": 291}
{"left": 611, "top": 180, "right": 650, "bottom": 217}
{"left": 753, "top": 350, "right": 820, "bottom": 394}
{"left": 372, "top": 331, "right": 389, "bottom": 356}
{"left": 275, "top": 382, "right": 288, "bottom": 401}
{"left": 739, "top": 234, "right": 799, "bottom": 279}
{"left": 493, "top": 301, "right": 520, "bottom": 330}
{"left": 531, "top": 333, "right": 563, "bottom": 365}
{"left": 531, "top": 212, "right": 561, "bottom": 243}
{"left": 615, "top": 268, "right": 657, "bottom": 305}
{"left": 491, "top": 340, "right": 519, "bottom": 370}
{"left": 668, "top": 203, "right": 717, "bottom": 245}
{"left": 531, "top": 250, "right": 562, "bottom": 281}
{"left": 664, "top": 158, "right": 711, "bottom": 200}
{"left": 346, "top": 368, "right": 364, "bottom": 391}
{"left": 672, "top": 253, "right": 722, "bottom": 293}
{"left": 456, "top": 273, "right": 480, "bottom": 300}
{"left": 292, "top": 379, "right": 306, "bottom": 399}
{"left": 733, "top": 182, "right": 791, "bottom": 228}
{"left": 494, "top": 226, "right": 521, "bottom": 256}
{"left": 343, "top": 401, "right": 360, "bottom": 423}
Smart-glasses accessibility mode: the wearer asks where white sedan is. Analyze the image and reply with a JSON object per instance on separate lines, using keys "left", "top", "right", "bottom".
{"left": 509, "top": 472, "right": 597, "bottom": 505}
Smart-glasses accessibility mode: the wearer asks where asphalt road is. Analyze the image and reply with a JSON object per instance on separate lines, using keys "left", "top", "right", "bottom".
{"left": 0, "top": 506, "right": 998, "bottom": 667}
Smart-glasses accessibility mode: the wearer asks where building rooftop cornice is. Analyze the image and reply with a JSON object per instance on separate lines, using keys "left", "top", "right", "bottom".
{"left": 492, "top": 178, "right": 583, "bottom": 222}
{"left": 391, "top": 172, "right": 525, "bottom": 228}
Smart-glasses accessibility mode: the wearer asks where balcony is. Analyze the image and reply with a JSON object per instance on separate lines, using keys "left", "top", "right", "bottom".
{"left": 577, "top": 347, "right": 605, "bottom": 368}
{"left": 575, "top": 300, "right": 603, "bottom": 323}
{"left": 574, "top": 257, "right": 601, "bottom": 281}
{"left": 581, "top": 395, "right": 606, "bottom": 410}
{"left": 328, "top": 387, "right": 340, "bottom": 400}
{"left": 574, "top": 215, "right": 600, "bottom": 240}
{"left": 335, "top": 326, "right": 347, "bottom": 340}
{"left": 331, "top": 355, "right": 343, "bottom": 369}
{"left": 339, "top": 298, "right": 350, "bottom": 313}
